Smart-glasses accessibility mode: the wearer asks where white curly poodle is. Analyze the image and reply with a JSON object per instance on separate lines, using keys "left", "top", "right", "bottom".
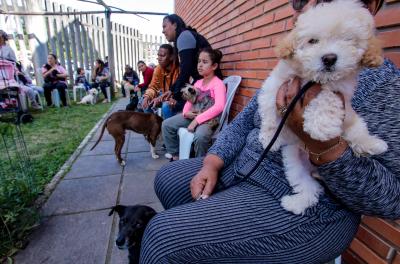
{"left": 257, "top": 0, "right": 387, "bottom": 215}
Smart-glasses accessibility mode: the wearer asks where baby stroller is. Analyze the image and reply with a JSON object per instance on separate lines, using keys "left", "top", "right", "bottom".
{"left": 0, "top": 59, "right": 33, "bottom": 124}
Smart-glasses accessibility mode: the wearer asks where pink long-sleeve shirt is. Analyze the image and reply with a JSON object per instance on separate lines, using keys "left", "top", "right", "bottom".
{"left": 182, "top": 76, "right": 226, "bottom": 125}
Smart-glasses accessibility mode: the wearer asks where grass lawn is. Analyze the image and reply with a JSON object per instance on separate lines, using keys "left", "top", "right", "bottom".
{"left": 0, "top": 101, "right": 113, "bottom": 260}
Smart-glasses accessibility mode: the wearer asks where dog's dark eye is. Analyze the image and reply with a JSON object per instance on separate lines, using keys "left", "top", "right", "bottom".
{"left": 308, "top": 38, "right": 319, "bottom": 44}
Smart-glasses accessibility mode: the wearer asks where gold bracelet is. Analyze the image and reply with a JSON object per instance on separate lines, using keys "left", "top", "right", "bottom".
{"left": 305, "top": 137, "right": 343, "bottom": 161}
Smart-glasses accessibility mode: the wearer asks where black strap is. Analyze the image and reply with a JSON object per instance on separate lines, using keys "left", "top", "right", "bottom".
{"left": 228, "top": 81, "right": 316, "bottom": 187}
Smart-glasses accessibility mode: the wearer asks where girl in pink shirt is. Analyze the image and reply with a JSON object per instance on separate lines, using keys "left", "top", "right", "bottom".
{"left": 162, "top": 48, "right": 226, "bottom": 161}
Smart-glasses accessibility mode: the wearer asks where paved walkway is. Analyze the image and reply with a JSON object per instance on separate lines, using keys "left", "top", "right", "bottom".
{"left": 14, "top": 98, "right": 169, "bottom": 264}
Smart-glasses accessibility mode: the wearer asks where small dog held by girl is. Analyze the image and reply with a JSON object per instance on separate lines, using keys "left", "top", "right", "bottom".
{"left": 162, "top": 47, "right": 226, "bottom": 161}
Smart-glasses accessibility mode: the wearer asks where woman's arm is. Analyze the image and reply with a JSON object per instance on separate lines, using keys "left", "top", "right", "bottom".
{"left": 138, "top": 68, "right": 153, "bottom": 89}
{"left": 208, "top": 93, "right": 258, "bottom": 167}
{"left": 278, "top": 70, "right": 400, "bottom": 219}
{"left": 144, "top": 67, "right": 162, "bottom": 100}
{"left": 319, "top": 148, "right": 400, "bottom": 219}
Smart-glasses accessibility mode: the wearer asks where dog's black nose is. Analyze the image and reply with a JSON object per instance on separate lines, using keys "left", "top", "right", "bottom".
{"left": 322, "top": 53, "right": 337, "bottom": 67}
{"left": 116, "top": 237, "right": 125, "bottom": 247}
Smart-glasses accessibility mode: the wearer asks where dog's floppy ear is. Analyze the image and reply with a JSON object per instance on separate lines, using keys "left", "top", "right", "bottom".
{"left": 108, "top": 205, "right": 126, "bottom": 216}
{"left": 361, "top": 36, "right": 384, "bottom": 68}
{"left": 275, "top": 31, "right": 296, "bottom": 59}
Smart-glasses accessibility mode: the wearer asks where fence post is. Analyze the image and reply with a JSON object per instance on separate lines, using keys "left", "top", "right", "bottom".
{"left": 67, "top": 7, "right": 78, "bottom": 73}
{"left": 80, "top": 13, "right": 89, "bottom": 70}
{"left": 60, "top": 5, "right": 73, "bottom": 86}
{"left": 74, "top": 9, "right": 84, "bottom": 69}
{"left": 25, "top": 0, "right": 48, "bottom": 85}
{"left": 104, "top": 9, "right": 115, "bottom": 94}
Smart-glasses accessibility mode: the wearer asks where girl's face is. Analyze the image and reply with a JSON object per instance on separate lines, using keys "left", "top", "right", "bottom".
{"left": 138, "top": 62, "right": 146, "bottom": 72}
{"left": 197, "top": 52, "right": 217, "bottom": 78}
{"left": 157, "top": 48, "right": 171, "bottom": 68}
{"left": 47, "top": 55, "right": 56, "bottom": 65}
{"left": 162, "top": 19, "right": 177, "bottom": 42}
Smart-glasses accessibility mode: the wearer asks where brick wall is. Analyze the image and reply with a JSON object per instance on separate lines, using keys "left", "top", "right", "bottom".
{"left": 175, "top": 0, "right": 400, "bottom": 263}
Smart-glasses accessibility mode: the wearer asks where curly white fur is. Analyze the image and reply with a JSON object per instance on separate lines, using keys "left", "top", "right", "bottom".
{"left": 258, "top": 0, "right": 387, "bottom": 215}
{"left": 78, "top": 88, "right": 98, "bottom": 105}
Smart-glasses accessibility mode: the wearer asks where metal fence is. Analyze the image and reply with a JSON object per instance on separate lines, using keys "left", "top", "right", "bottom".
{"left": 0, "top": 0, "right": 166, "bottom": 87}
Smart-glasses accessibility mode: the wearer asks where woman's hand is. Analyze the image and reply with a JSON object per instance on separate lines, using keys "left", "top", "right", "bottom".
{"left": 161, "top": 91, "right": 172, "bottom": 101}
{"left": 142, "top": 96, "right": 150, "bottom": 109}
{"left": 187, "top": 119, "right": 198, "bottom": 132}
{"left": 276, "top": 77, "right": 348, "bottom": 165}
{"left": 151, "top": 97, "right": 162, "bottom": 107}
{"left": 168, "top": 98, "right": 177, "bottom": 109}
{"left": 185, "top": 111, "right": 198, "bottom": 120}
{"left": 190, "top": 154, "right": 223, "bottom": 200}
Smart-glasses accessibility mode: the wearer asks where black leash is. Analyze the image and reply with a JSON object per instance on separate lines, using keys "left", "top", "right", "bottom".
{"left": 227, "top": 80, "right": 316, "bottom": 187}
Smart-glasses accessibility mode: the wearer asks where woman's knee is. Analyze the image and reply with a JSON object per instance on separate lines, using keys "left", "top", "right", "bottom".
{"left": 141, "top": 212, "right": 174, "bottom": 263}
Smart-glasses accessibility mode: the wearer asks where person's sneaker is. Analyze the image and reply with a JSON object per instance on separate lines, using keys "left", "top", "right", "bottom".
{"left": 102, "top": 99, "right": 108, "bottom": 103}
{"left": 164, "top": 153, "right": 172, "bottom": 159}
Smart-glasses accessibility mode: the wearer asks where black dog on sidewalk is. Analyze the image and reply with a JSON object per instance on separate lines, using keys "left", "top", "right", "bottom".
{"left": 109, "top": 205, "right": 156, "bottom": 264}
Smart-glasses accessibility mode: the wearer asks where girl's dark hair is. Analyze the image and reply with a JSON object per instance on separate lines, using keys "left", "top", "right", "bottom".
{"left": 95, "top": 59, "right": 105, "bottom": 74}
{"left": 48, "top": 53, "right": 57, "bottom": 61}
{"left": 137, "top": 60, "right": 146, "bottom": 65}
{"left": 200, "top": 47, "right": 224, "bottom": 79}
{"left": 76, "top": 67, "right": 83, "bottom": 74}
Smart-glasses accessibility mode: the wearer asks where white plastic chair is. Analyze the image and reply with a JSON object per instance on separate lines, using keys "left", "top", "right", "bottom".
{"left": 178, "top": 75, "right": 242, "bottom": 160}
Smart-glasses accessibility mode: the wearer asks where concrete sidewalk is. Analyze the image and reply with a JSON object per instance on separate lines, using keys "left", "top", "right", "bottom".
{"left": 14, "top": 98, "right": 169, "bottom": 264}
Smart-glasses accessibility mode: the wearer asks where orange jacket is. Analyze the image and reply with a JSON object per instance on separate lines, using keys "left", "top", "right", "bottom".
{"left": 144, "top": 64, "right": 179, "bottom": 100}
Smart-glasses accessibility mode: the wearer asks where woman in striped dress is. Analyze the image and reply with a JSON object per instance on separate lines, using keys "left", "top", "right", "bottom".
{"left": 140, "top": 0, "right": 399, "bottom": 263}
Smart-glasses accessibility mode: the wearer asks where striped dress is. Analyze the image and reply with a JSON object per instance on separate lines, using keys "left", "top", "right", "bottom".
{"left": 140, "top": 59, "right": 400, "bottom": 263}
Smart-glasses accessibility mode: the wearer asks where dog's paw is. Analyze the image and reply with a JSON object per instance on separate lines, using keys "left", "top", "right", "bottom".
{"left": 351, "top": 136, "right": 388, "bottom": 156}
{"left": 152, "top": 154, "right": 159, "bottom": 159}
{"left": 281, "top": 192, "right": 319, "bottom": 215}
{"left": 120, "top": 160, "right": 126, "bottom": 166}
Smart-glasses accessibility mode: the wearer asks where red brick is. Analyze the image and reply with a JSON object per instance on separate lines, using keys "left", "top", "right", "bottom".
{"left": 245, "top": 4, "right": 265, "bottom": 21}
{"left": 375, "top": 8, "right": 400, "bottom": 28}
{"left": 342, "top": 249, "right": 368, "bottom": 264}
{"left": 274, "top": 5, "right": 294, "bottom": 21}
{"left": 239, "top": 0, "right": 256, "bottom": 14}
{"left": 241, "top": 79, "right": 263, "bottom": 89}
{"left": 240, "top": 50, "right": 260, "bottom": 60}
{"left": 263, "top": 0, "right": 289, "bottom": 11}
{"left": 362, "top": 217, "right": 400, "bottom": 247}
{"left": 356, "top": 225, "right": 394, "bottom": 260}
{"left": 243, "top": 29, "right": 263, "bottom": 41}
{"left": 349, "top": 238, "right": 387, "bottom": 264}
{"left": 253, "top": 13, "right": 274, "bottom": 28}
{"left": 378, "top": 30, "right": 400, "bottom": 48}
{"left": 250, "top": 38, "right": 271, "bottom": 49}
{"left": 260, "top": 20, "right": 287, "bottom": 37}
{"left": 258, "top": 48, "right": 277, "bottom": 59}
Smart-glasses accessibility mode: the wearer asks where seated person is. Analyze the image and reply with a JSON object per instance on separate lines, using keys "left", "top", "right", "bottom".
{"left": 0, "top": 30, "right": 17, "bottom": 62}
{"left": 141, "top": 44, "right": 179, "bottom": 118}
{"left": 74, "top": 67, "right": 90, "bottom": 91}
{"left": 91, "top": 59, "right": 110, "bottom": 103}
{"left": 41, "top": 53, "right": 68, "bottom": 107}
{"left": 121, "top": 65, "right": 139, "bottom": 97}
{"left": 136, "top": 60, "right": 154, "bottom": 97}
{"left": 16, "top": 61, "right": 42, "bottom": 110}
{"left": 162, "top": 48, "right": 226, "bottom": 161}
